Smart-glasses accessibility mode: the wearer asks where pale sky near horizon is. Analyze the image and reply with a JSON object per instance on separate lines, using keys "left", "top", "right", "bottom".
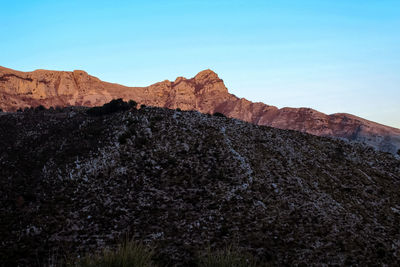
{"left": 1, "top": 0, "right": 399, "bottom": 128}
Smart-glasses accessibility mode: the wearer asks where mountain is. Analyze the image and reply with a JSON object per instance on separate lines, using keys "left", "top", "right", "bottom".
{"left": 1, "top": 104, "right": 400, "bottom": 265}
{"left": 1, "top": 66, "right": 399, "bottom": 154}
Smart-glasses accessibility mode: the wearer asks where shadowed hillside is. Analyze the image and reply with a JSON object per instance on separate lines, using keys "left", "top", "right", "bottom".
{"left": 0, "top": 102, "right": 399, "bottom": 266}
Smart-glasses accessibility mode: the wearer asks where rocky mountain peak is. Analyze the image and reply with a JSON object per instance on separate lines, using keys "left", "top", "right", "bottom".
{"left": 190, "top": 69, "right": 228, "bottom": 95}
{"left": 194, "top": 69, "right": 221, "bottom": 84}
{"left": 73, "top": 70, "right": 89, "bottom": 76}
{"left": 174, "top": 76, "right": 187, "bottom": 84}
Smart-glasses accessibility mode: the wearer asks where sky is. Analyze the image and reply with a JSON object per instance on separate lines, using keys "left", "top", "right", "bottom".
{"left": 1, "top": 0, "right": 399, "bottom": 128}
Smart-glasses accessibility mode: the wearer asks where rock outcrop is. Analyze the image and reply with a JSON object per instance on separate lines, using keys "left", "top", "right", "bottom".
{"left": 1, "top": 66, "right": 399, "bottom": 153}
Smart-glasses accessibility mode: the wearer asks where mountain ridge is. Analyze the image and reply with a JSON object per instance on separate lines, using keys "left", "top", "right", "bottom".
{"left": 1, "top": 66, "right": 399, "bottom": 154}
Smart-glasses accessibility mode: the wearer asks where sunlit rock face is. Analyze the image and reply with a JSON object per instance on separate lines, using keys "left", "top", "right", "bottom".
{"left": 1, "top": 65, "right": 399, "bottom": 153}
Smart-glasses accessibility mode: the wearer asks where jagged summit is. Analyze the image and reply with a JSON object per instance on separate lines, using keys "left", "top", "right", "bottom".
{"left": 73, "top": 69, "right": 89, "bottom": 75}
{"left": 0, "top": 66, "right": 399, "bottom": 153}
{"left": 194, "top": 69, "right": 221, "bottom": 83}
{"left": 173, "top": 76, "right": 186, "bottom": 84}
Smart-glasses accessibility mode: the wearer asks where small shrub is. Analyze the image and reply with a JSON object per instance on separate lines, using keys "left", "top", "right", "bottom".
{"left": 17, "top": 108, "right": 23, "bottom": 112}
{"left": 0, "top": 108, "right": 2, "bottom": 112}
{"left": 397, "top": 149, "right": 400, "bottom": 156}
{"left": 213, "top": 112, "right": 226, "bottom": 118}
{"left": 77, "top": 240, "right": 154, "bottom": 267}
{"left": 197, "top": 246, "right": 257, "bottom": 267}
{"left": 176, "top": 108, "right": 181, "bottom": 112}
{"left": 140, "top": 104, "right": 146, "bottom": 109}
{"left": 101, "top": 99, "right": 127, "bottom": 114}
{"left": 87, "top": 106, "right": 103, "bottom": 116}
{"left": 128, "top": 100, "right": 138, "bottom": 109}
{"left": 118, "top": 131, "right": 132, "bottom": 144}
{"left": 87, "top": 99, "right": 135, "bottom": 116}
{"left": 35, "top": 105, "right": 46, "bottom": 112}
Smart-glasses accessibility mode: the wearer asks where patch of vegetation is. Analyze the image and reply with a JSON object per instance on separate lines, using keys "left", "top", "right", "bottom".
{"left": 35, "top": 105, "right": 46, "bottom": 112}
{"left": 87, "top": 99, "right": 137, "bottom": 116}
{"left": 196, "top": 246, "right": 258, "bottom": 267}
{"left": 66, "top": 242, "right": 259, "bottom": 267}
{"left": 75, "top": 240, "right": 154, "bottom": 267}
{"left": 213, "top": 112, "right": 226, "bottom": 118}
{"left": 128, "top": 100, "right": 138, "bottom": 109}
{"left": 52, "top": 241, "right": 263, "bottom": 267}
{"left": 397, "top": 149, "right": 400, "bottom": 156}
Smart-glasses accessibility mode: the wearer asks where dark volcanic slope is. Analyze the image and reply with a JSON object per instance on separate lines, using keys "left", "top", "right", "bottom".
{"left": 0, "top": 106, "right": 400, "bottom": 266}
{"left": 1, "top": 66, "right": 400, "bottom": 154}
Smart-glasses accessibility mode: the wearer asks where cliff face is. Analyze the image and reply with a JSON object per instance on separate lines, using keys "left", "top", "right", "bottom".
{"left": 0, "top": 66, "right": 131, "bottom": 109}
{"left": 1, "top": 66, "right": 399, "bottom": 153}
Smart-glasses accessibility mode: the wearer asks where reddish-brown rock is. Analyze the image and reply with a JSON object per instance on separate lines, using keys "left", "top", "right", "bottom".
{"left": 1, "top": 66, "right": 399, "bottom": 153}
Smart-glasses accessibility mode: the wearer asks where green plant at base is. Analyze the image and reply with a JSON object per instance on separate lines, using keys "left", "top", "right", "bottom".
{"left": 197, "top": 246, "right": 258, "bottom": 267}
{"left": 76, "top": 240, "right": 154, "bottom": 267}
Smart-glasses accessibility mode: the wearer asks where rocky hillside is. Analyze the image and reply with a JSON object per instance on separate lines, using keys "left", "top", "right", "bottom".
{"left": 1, "top": 65, "right": 399, "bottom": 154}
{"left": 1, "top": 103, "right": 400, "bottom": 266}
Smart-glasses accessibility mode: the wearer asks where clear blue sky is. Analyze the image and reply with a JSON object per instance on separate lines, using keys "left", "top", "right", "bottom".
{"left": 1, "top": 0, "right": 399, "bottom": 128}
